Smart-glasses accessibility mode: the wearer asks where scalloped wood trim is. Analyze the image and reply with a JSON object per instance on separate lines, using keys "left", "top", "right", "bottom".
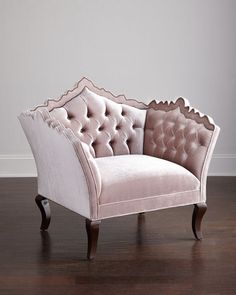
{"left": 148, "top": 97, "right": 215, "bottom": 131}
{"left": 31, "top": 77, "right": 148, "bottom": 112}
{"left": 25, "top": 77, "right": 216, "bottom": 131}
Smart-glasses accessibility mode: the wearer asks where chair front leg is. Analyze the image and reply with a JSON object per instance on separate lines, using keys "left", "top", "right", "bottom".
{"left": 86, "top": 219, "right": 101, "bottom": 260}
{"left": 192, "top": 203, "right": 207, "bottom": 240}
{"left": 35, "top": 195, "right": 51, "bottom": 231}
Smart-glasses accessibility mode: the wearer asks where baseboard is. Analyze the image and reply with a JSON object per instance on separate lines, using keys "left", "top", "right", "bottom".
{"left": 208, "top": 154, "right": 236, "bottom": 176}
{"left": 0, "top": 154, "right": 235, "bottom": 177}
{"left": 0, "top": 155, "right": 37, "bottom": 177}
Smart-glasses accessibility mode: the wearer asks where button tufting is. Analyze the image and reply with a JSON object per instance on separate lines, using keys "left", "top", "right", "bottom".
{"left": 91, "top": 141, "right": 97, "bottom": 147}
{"left": 87, "top": 109, "right": 92, "bottom": 118}
{"left": 67, "top": 113, "right": 73, "bottom": 120}
{"left": 49, "top": 91, "right": 147, "bottom": 158}
{"left": 199, "top": 137, "right": 205, "bottom": 146}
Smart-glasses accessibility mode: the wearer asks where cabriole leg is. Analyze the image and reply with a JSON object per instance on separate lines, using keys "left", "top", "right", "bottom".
{"left": 192, "top": 203, "right": 207, "bottom": 240}
{"left": 86, "top": 219, "right": 101, "bottom": 260}
{"left": 35, "top": 195, "right": 51, "bottom": 231}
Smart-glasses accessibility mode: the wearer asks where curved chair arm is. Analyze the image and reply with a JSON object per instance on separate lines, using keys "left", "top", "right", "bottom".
{"left": 18, "top": 109, "right": 101, "bottom": 220}
{"left": 144, "top": 97, "right": 220, "bottom": 201}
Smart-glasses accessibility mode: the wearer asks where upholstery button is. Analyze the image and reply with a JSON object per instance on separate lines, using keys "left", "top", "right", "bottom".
{"left": 67, "top": 113, "right": 73, "bottom": 120}
{"left": 81, "top": 127, "right": 86, "bottom": 133}
{"left": 98, "top": 126, "right": 104, "bottom": 131}
{"left": 121, "top": 110, "right": 125, "bottom": 116}
{"left": 116, "top": 125, "right": 121, "bottom": 130}
{"left": 199, "top": 137, "right": 205, "bottom": 146}
{"left": 87, "top": 109, "right": 92, "bottom": 118}
{"left": 91, "top": 141, "right": 97, "bottom": 147}
{"left": 105, "top": 110, "right": 110, "bottom": 116}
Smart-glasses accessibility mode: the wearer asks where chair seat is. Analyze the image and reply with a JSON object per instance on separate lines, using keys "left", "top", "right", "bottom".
{"left": 95, "top": 155, "right": 200, "bottom": 205}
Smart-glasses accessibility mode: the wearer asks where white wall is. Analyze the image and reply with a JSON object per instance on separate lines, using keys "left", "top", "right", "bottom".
{"left": 0, "top": 0, "right": 235, "bottom": 176}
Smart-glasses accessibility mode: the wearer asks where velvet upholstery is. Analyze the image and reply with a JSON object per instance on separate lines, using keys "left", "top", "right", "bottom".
{"left": 19, "top": 110, "right": 94, "bottom": 218}
{"left": 19, "top": 77, "right": 220, "bottom": 221}
{"left": 50, "top": 87, "right": 146, "bottom": 158}
{"left": 98, "top": 190, "right": 201, "bottom": 219}
{"left": 95, "top": 155, "right": 199, "bottom": 205}
{"left": 144, "top": 106, "right": 213, "bottom": 180}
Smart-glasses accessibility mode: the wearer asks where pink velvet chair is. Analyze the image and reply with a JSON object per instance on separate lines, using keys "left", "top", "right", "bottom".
{"left": 19, "top": 77, "right": 220, "bottom": 259}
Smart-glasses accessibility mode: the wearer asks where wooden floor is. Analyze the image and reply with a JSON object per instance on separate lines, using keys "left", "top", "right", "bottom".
{"left": 0, "top": 177, "right": 235, "bottom": 295}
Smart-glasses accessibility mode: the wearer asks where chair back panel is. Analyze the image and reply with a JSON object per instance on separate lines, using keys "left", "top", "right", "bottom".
{"left": 50, "top": 87, "right": 146, "bottom": 158}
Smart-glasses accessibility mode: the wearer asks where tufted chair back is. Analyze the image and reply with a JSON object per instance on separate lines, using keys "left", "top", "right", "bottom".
{"left": 143, "top": 99, "right": 214, "bottom": 180}
{"left": 50, "top": 87, "right": 147, "bottom": 158}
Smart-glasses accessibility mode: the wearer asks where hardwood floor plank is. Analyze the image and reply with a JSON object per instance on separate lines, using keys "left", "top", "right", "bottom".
{"left": 0, "top": 177, "right": 235, "bottom": 295}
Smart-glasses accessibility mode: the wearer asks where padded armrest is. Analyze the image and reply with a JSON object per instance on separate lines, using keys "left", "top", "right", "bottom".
{"left": 18, "top": 109, "right": 101, "bottom": 220}
{"left": 144, "top": 97, "right": 220, "bottom": 201}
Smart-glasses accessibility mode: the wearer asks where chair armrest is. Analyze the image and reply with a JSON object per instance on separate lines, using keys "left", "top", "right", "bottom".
{"left": 144, "top": 97, "right": 220, "bottom": 201}
{"left": 18, "top": 109, "right": 101, "bottom": 220}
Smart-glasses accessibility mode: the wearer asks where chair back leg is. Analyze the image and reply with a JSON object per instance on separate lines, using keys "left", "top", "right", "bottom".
{"left": 192, "top": 203, "right": 207, "bottom": 240}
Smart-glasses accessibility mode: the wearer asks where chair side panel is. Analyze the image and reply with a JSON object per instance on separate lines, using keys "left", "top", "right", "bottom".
{"left": 19, "top": 112, "right": 91, "bottom": 218}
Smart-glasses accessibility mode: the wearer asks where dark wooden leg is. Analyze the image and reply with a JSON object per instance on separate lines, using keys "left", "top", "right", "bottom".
{"left": 86, "top": 219, "right": 101, "bottom": 260}
{"left": 138, "top": 212, "right": 145, "bottom": 224}
{"left": 35, "top": 195, "right": 51, "bottom": 231}
{"left": 137, "top": 212, "right": 146, "bottom": 245}
{"left": 192, "top": 203, "right": 207, "bottom": 240}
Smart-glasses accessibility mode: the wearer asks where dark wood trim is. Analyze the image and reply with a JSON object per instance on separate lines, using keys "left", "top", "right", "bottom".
{"left": 86, "top": 219, "right": 101, "bottom": 260}
{"left": 35, "top": 195, "right": 51, "bottom": 231}
{"left": 192, "top": 203, "right": 207, "bottom": 240}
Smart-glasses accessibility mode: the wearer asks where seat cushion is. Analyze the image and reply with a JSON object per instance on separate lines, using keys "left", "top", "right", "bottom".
{"left": 95, "top": 155, "right": 200, "bottom": 205}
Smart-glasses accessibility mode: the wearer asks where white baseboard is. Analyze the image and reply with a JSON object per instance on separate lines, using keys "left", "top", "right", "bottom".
{"left": 0, "top": 154, "right": 235, "bottom": 177}
{"left": 0, "top": 155, "right": 37, "bottom": 177}
{"left": 208, "top": 154, "right": 236, "bottom": 176}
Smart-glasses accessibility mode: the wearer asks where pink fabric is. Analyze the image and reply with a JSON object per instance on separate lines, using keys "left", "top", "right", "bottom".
{"left": 19, "top": 111, "right": 94, "bottom": 218}
{"left": 144, "top": 107, "right": 213, "bottom": 179}
{"left": 19, "top": 78, "right": 219, "bottom": 221}
{"left": 95, "top": 155, "right": 200, "bottom": 205}
{"left": 98, "top": 190, "right": 200, "bottom": 219}
{"left": 50, "top": 87, "right": 146, "bottom": 158}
